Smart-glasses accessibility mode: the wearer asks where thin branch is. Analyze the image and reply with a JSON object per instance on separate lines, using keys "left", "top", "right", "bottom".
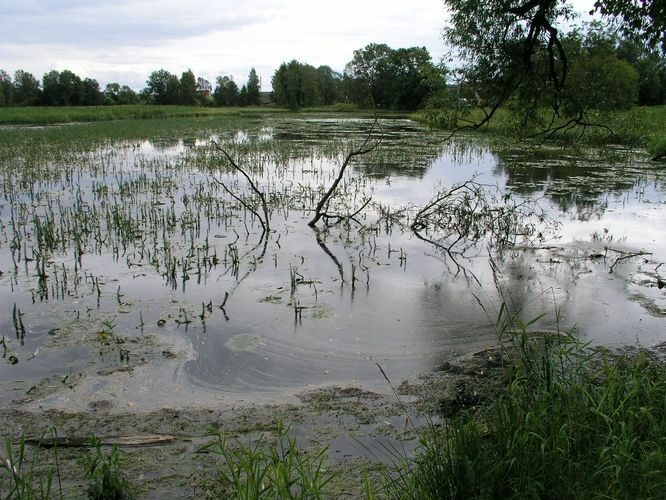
{"left": 211, "top": 176, "right": 266, "bottom": 237}
{"left": 212, "top": 141, "right": 270, "bottom": 233}
{"left": 608, "top": 250, "right": 651, "bottom": 274}
{"left": 308, "top": 119, "right": 381, "bottom": 227}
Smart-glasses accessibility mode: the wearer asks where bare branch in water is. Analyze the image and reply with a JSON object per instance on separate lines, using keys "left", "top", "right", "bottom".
{"left": 211, "top": 141, "right": 270, "bottom": 234}
{"left": 308, "top": 119, "right": 381, "bottom": 227}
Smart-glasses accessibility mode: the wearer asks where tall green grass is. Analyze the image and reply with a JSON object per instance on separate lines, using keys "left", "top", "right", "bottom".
{"left": 199, "top": 422, "right": 335, "bottom": 498}
{"left": 383, "top": 309, "right": 666, "bottom": 499}
{"left": 1, "top": 431, "right": 62, "bottom": 499}
{"left": 0, "top": 105, "right": 287, "bottom": 125}
{"left": 414, "top": 105, "right": 666, "bottom": 149}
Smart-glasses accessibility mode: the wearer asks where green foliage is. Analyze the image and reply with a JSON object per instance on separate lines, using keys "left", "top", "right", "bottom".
{"left": 383, "top": 310, "right": 666, "bottom": 499}
{"left": 648, "top": 134, "right": 666, "bottom": 159}
{"left": 558, "top": 24, "right": 640, "bottom": 115}
{"left": 179, "top": 69, "right": 199, "bottom": 106}
{"left": 617, "top": 38, "right": 666, "bottom": 105}
{"left": 104, "top": 83, "right": 139, "bottom": 105}
{"left": 440, "top": 0, "right": 666, "bottom": 134}
{"left": 200, "top": 422, "right": 335, "bottom": 498}
{"left": 6, "top": 69, "right": 42, "bottom": 107}
{"left": 0, "top": 70, "right": 11, "bottom": 107}
{"left": 143, "top": 69, "right": 182, "bottom": 105}
{"left": 272, "top": 60, "right": 341, "bottom": 110}
{"left": 344, "top": 43, "right": 444, "bottom": 110}
{"left": 593, "top": 0, "right": 666, "bottom": 53}
{"left": 246, "top": 68, "right": 261, "bottom": 106}
{"left": 81, "top": 439, "right": 133, "bottom": 500}
{"left": 1, "top": 430, "right": 62, "bottom": 499}
{"left": 213, "top": 76, "right": 240, "bottom": 106}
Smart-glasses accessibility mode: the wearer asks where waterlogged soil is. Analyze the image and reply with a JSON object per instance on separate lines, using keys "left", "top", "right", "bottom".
{"left": 0, "top": 347, "right": 505, "bottom": 498}
{"left": 0, "top": 115, "right": 665, "bottom": 495}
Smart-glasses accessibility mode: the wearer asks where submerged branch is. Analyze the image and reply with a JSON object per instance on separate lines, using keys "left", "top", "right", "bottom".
{"left": 311, "top": 226, "right": 345, "bottom": 282}
{"left": 608, "top": 249, "right": 651, "bottom": 274}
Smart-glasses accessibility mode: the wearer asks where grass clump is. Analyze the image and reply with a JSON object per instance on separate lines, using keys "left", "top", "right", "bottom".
{"left": 384, "top": 311, "right": 666, "bottom": 499}
{"left": 647, "top": 134, "right": 666, "bottom": 160}
{"left": 81, "top": 439, "right": 133, "bottom": 500}
{"left": 1, "top": 433, "right": 61, "bottom": 500}
{"left": 200, "top": 421, "right": 335, "bottom": 498}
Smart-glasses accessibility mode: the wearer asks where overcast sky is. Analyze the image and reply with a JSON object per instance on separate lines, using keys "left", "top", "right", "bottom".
{"left": 0, "top": 0, "right": 596, "bottom": 91}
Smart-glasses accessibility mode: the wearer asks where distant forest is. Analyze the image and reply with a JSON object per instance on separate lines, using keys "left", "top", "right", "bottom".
{"left": 2, "top": 30, "right": 666, "bottom": 112}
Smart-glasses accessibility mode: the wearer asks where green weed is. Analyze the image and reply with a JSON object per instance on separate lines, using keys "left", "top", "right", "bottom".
{"left": 381, "top": 307, "right": 666, "bottom": 499}
{"left": 199, "top": 421, "right": 335, "bottom": 498}
{"left": 80, "top": 439, "right": 133, "bottom": 500}
{"left": 0, "top": 430, "right": 62, "bottom": 500}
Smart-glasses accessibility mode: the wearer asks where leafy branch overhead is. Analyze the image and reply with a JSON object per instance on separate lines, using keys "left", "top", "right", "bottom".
{"left": 437, "top": 0, "right": 666, "bottom": 136}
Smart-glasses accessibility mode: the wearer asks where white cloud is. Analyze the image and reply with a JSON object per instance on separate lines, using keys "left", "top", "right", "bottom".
{"left": 0, "top": 0, "right": 598, "bottom": 91}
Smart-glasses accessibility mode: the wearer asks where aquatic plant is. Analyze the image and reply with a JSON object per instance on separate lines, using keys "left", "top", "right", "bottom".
{"left": 81, "top": 440, "right": 133, "bottom": 500}
{"left": 199, "top": 422, "right": 335, "bottom": 498}
{"left": 1, "top": 430, "right": 62, "bottom": 500}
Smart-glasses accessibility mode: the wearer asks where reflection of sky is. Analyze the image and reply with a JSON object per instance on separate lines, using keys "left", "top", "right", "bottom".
{"left": 560, "top": 200, "right": 666, "bottom": 261}
{"left": 372, "top": 139, "right": 665, "bottom": 263}
{"left": 3, "top": 118, "right": 664, "bottom": 404}
{"left": 370, "top": 147, "right": 503, "bottom": 207}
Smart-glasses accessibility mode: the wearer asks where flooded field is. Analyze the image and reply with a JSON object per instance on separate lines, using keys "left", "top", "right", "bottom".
{"left": 1, "top": 115, "right": 665, "bottom": 409}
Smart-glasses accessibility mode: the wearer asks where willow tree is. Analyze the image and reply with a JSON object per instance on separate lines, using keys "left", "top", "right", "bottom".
{"left": 435, "top": 0, "right": 666, "bottom": 135}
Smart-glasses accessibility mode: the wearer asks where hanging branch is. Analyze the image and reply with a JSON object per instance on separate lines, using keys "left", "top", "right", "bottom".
{"left": 211, "top": 141, "right": 270, "bottom": 234}
{"left": 308, "top": 119, "right": 381, "bottom": 227}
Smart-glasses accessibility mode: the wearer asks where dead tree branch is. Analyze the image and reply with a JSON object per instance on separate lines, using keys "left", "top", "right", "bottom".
{"left": 308, "top": 119, "right": 381, "bottom": 227}
{"left": 212, "top": 141, "right": 270, "bottom": 235}
{"left": 608, "top": 249, "right": 651, "bottom": 274}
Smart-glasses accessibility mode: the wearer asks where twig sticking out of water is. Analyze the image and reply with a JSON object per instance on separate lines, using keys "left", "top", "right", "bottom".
{"left": 607, "top": 249, "right": 652, "bottom": 274}
{"left": 308, "top": 119, "right": 381, "bottom": 227}
{"left": 211, "top": 141, "right": 270, "bottom": 236}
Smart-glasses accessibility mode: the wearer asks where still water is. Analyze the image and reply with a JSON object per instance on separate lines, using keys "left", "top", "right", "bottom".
{"left": 0, "top": 117, "right": 664, "bottom": 405}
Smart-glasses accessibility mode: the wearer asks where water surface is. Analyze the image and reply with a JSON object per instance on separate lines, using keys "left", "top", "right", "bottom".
{"left": 0, "top": 116, "right": 664, "bottom": 405}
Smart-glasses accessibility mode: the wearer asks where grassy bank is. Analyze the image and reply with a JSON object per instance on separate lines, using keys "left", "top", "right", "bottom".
{"left": 0, "top": 104, "right": 411, "bottom": 126}
{"left": 413, "top": 105, "right": 666, "bottom": 151}
{"left": 4, "top": 327, "right": 666, "bottom": 498}
{"left": 0, "top": 105, "right": 289, "bottom": 125}
{"left": 384, "top": 319, "right": 666, "bottom": 499}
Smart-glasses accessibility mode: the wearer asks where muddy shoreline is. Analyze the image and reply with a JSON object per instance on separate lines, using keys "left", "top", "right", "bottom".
{"left": 0, "top": 342, "right": 504, "bottom": 497}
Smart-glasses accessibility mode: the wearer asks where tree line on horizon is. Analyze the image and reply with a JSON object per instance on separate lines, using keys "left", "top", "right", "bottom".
{"left": 1, "top": 31, "right": 666, "bottom": 112}
{"left": 0, "top": 42, "right": 445, "bottom": 111}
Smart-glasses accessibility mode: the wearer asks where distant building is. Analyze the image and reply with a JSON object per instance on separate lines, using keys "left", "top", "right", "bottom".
{"left": 259, "top": 91, "right": 274, "bottom": 105}
{"left": 197, "top": 77, "right": 212, "bottom": 97}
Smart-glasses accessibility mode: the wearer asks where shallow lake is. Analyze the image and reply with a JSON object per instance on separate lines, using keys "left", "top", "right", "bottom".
{"left": 1, "top": 116, "right": 664, "bottom": 407}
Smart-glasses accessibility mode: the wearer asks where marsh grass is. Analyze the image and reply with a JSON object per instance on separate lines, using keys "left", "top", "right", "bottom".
{"left": 80, "top": 439, "right": 133, "bottom": 500}
{"left": 381, "top": 306, "right": 666, "bottom": 499}
{"left": 199, "top": 422, "right": 335, "bottom": 498}
{"left": 0, "top": 105, "right": 287, "bottom": 125}
{"left": 1, "top": 431, "right": 62, "bottom": 500}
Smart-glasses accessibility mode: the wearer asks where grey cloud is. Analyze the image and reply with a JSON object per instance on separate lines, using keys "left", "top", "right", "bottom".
{"left": 1, "top": 1, "right": 270, "bottom": 47}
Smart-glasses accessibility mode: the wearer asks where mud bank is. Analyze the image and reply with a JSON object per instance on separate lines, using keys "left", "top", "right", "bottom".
{"left": 0, "top": 348, "right": 504, "bottom": 498}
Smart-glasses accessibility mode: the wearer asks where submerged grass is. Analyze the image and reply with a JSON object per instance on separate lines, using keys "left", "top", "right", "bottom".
{"left": 382, "top": 310, "right": 666, "bottom": 499}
